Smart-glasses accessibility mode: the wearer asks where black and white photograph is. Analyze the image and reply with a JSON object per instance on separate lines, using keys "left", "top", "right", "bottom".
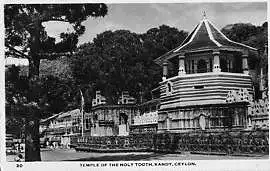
{"left": 1, "top": 0, "right": 269, "bottom": 170}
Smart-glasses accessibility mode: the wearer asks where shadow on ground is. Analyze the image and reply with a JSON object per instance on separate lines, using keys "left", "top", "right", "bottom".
{"left": 64, "top": 153, "right": 167, "bottom": 161}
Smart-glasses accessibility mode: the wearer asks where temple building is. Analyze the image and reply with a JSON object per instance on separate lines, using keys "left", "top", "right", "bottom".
{"left": 154, "top": 14, "right": 258, "bottom": 133}
{"left": 86, "top": 91, "right": 138, "bottom": 136}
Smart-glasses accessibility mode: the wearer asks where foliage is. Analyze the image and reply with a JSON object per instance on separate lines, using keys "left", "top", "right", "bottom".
{"left": 221, "top": 22, "right": 267, "bottom": 54}
{"left": 5, "top": 65, "right": 79, "bottom": 123}
{"left": 5, "top": 65, "right": 29, "bottom": 117}
{"left": 4, "top": 4, "right": 108, "bottom": 161}
{"left": 221, "top": 22, "right": 268, "bottom": 97}
{"left": 39, "top": 57, "right": 73, "bottom": 80}
{"left": 142, "top": 25, "right": 187, "bottom": 58}
{"left": 5, "top": 65, "right": 27, "bottom": 139}
{"left": 140, "top": 25, "right": 188, "bottom": 99}
{"left": 5, "top": 4, "right": 108, "bottom": 55}
{"left": 5, "top": 3, "right": 108, "bottom": 114}
{"left": 71, "top": 25, "right": 188, "bottom": 104}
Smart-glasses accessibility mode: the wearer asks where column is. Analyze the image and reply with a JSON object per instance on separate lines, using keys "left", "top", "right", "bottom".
{"left": 162, "top": 61, "right": 168, "bottom": 81}
{"left": 166, "top": 117, "right": 170, "bottom": 131}
{"left": 242, "top": 53, "right": 249, "bottom": 74}
{"left": 178, "top": 54, "right": 186, "bottom": 75}
{"left": 212, "top": 50, "right": 221, "bottom": 72}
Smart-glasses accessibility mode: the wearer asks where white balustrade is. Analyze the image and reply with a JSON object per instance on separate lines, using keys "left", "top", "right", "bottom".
{"left": 133, "top": 111, "right": 158, "bottom": 125}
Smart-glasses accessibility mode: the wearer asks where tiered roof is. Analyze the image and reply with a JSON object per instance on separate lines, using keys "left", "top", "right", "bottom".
{"left": 155, "top": 14, "right": 257, "bottom": 65}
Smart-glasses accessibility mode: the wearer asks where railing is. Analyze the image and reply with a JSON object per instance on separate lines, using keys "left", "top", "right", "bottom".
{"left": 133, "top": 111, "right": 158, "bottom": 125}
{"left": 186, "top": 68, "right": 212, "bottom": 74}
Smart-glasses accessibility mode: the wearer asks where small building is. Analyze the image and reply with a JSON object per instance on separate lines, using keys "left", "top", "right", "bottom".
{"left": 154, "top": 14, "right": 258, "bottom": 133}
{"left": 85, "top": 105, "right": 138, "bottom": 136}
{"left": 84, "top": 91, "right": 138, "bottom": 136}
{"left": 40, "top": 109, "right": 82, "bottom": 147}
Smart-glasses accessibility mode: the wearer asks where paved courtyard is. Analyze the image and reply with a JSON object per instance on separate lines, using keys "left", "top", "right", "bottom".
{"left": 6, "top": 149, "right": 269, "bottom": 162}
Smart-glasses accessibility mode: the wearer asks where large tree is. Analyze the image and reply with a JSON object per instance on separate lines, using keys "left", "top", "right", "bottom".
{"left": 71, "top": 25, "right": 188, "bottom": 104}
{"left": 5, "top": 65, "right": 79, "bottom": 140}
{"left": 5, "top": 4, "right": 108, "bottom": 161}
{"left": 72, "top": 30, "right": 144, "bottom": 104}
{"left": 140, "top": 25, "right": 188, "bottom": 98}
{"left": 5, "top": 65, "right": 28, "bottom": 139}
{"left": 221, "top": 22, "right": 267, "bottom": 52}
{"left": 221, "top": 22, "right": 268, "bottom": 98}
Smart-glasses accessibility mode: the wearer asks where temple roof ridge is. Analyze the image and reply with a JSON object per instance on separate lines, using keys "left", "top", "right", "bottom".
{"left": 174, "top": 17, "right": 256, "bottom": 53}
{"left": 154, "top": 15, "right": 257, "bottom": 66}
{"left": 202, "top": 11, "right": 207, "bottom": 20}
{"left": 207, "top": 19, "right": 257, "bottom": 51}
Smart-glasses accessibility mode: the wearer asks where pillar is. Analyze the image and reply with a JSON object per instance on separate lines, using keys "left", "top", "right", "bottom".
{"left": 178, "top": 54, "right": 186, "bottom": 75}
{"left": 212, "top": 50, "right": 221, "bottom": 72}
{"left": 242, "top": 53, "right": 249, "bottom": 74}
{"left": 166, "top": 117, "right": 170, "bottom": 131}
{"left": 162, "top": 61, "right": 168, "bottom": 81}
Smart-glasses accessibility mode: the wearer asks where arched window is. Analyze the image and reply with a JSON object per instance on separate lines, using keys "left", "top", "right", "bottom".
{"left": 197, "top": 59, "right": 207, "bottom": 73}
{"left": 166, "top": 81, "right": 173, "bottom": 95}
{"left": 168, "top": 83, "right": 172, "bottom": 92}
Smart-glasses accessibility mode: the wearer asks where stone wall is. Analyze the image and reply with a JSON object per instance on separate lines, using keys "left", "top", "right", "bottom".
{"left": 71, "top": 130, "right": 268, "bottom": 155}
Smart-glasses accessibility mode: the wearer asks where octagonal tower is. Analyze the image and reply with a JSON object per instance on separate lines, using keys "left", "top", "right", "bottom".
{"left": 154, "top": 14, "right": 257, "bottom": 133}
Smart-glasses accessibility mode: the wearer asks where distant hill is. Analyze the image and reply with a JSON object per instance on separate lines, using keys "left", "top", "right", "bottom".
{"left": 9, "top": 56, "right": 73, "bottom": 80}
{"left": 221, "top": 22, "right": 267, "bottom": 52}
{"left": 222, "top": 23, "right": 254, "bottom": 31}
{"left": 39, "top": 56, "right": 73, "bottom": 80}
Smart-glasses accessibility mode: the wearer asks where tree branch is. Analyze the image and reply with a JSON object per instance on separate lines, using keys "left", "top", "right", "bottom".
{"left": 5, "top": 43, "right": 29, "bottom": 59}
{"left": 41, "top": 16, "right": 70, "bottom": 23}
{"left": 38, "top": 52, "right": 72, "bottom": 60}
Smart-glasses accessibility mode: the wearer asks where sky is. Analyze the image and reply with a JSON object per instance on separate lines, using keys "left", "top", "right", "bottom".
{"left": 77, "top": 2, "right": 267, "bottom": 45}
{"left": 5, "top": 2, "right": 268, "bottom": 66}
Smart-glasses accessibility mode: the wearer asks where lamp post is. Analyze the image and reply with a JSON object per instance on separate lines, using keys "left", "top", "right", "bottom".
{"left": 80, "top": 90, "right": 84, "bottom": 137}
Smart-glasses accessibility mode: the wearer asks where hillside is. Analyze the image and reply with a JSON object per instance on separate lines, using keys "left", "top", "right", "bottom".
{"left": 14, "top": 56, "right": 73, "bottom": 81}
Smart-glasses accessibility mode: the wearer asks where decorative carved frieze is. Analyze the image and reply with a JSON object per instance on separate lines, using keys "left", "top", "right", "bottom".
{"left": 225, "top": 88, "right": 253, "bottom": 103}
{"left": 248, "top": 98, "right": 269, "bottom": 117}
{"left": 193, "top": 109, "right": 211, "bottom": 118}
{"left": 225, "top": 88, "right": 268, "bottom": 130}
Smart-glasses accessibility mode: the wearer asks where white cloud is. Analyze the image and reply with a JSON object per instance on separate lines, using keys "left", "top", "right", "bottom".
{"left": 42, "top": 21, "right": 74, "bottom": 43}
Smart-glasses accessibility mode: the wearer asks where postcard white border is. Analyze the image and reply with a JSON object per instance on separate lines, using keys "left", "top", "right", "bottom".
{"left": 1, "top": 0, "right": 269, "bottom": 171}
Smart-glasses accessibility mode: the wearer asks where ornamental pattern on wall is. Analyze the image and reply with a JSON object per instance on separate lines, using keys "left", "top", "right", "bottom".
{"left": 225, "top": 88, "right": 253, "bottom": 103}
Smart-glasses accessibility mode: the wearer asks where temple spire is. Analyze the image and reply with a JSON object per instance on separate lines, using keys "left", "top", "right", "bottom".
{"left": 203, "top": 11, "right": 207, "bottom": 19}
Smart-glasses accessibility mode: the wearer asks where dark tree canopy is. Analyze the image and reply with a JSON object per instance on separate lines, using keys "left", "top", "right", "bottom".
{"left": 142, "top": 24, "right": 188, "bottom": 56}
{"left": 221, "top": 22, "right": 267, "bottom": 52}
{"left": 140, "top": 25, "right": 188, "bottom": 98}
{"left": 222, "top": 22, "right": 268, "bottom": 99}
{"left": 5, "top": 65, "right": 28, "bottom": 139}
{"left": 4, "top": 3, "right": 108, "bottom": 161}
{"left": 5, "top": 4, "right": 108, "bottom": 58}
{"left": 5, "top": 65, "right": 79, "bottom": 119}
{"left": 71, "top": 25, "right": 188, "bottom": 105}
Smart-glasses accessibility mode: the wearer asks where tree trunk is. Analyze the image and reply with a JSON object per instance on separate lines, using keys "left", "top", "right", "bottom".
{"left": 25, "top": 117, "right": 41, "bottom": 161}
{"left": 25, "top": 54, "right": 41, "bottom": 161}
{"left": 23, "top": 19, "right": 43, "bottom": 161}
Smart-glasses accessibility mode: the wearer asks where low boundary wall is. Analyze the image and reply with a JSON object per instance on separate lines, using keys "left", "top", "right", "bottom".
{"left": 71, "top": 130, "right": 268, "bottom": 155}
